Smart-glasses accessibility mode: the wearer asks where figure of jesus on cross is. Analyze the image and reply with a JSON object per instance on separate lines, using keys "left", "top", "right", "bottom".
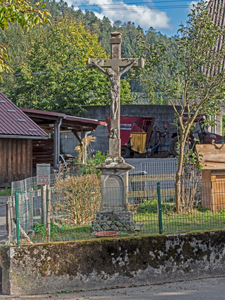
{"left": 90, "top": 60, "right": 137, "bottom": 121}
{"left": 88, "top": 32, "right": 144, "bottom": 159}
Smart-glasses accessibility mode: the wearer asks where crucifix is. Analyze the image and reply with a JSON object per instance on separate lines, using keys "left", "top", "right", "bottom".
{"left": 88, "top": 32, "right": 144, "bottom": 159}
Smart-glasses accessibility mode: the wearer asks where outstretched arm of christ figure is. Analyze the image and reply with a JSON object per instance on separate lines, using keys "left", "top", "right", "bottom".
{"left": 91, "top": 61, "right": 107, "bottom": 75}
{"left": 119, "top": 60, "right": 137, "bottom": 77}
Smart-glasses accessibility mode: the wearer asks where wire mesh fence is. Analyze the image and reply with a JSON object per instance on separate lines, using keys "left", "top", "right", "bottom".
{"left": 11, "top": 173, "right": 57, "bottom": 195}
{"left": 8, "top": 179, "right": 225, "bottom": 245}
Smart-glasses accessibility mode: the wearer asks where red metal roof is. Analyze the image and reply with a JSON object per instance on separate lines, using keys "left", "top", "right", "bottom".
{"left": 65, "top": 115, "right": 106, "bottom": 126}
{"left": 0, "top": 93, "right": 48, "bottom": 137}
{"left": 21, "top": 107, "right": 65, "bottom": 118}
{"left": 20, "top": 107, "right": 106, "bottom": 127}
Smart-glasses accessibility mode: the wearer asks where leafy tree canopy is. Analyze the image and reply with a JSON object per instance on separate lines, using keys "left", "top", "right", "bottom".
{"left": 0, "top": 0, "right": 50, "bottom": 77}
{"left": 6, "top": 18, "right": 131, "bottom": 115}
{"left": 137, "top": 0, "right": 225, "bottom": 210}
{"left": 0, "top": 0, "right": 183, "bottom": 109}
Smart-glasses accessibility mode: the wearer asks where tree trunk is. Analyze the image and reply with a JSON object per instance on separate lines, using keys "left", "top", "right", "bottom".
{"left": 175, "top": 137, "right": 185, "bottom": 212}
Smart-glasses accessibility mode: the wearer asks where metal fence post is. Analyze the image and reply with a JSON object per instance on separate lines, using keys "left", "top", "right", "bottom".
{"left": 15, "top": 190, "right": 20, "bottom": 245}
{"left": 157, "top": 182, "right": 163, "bottom": 234}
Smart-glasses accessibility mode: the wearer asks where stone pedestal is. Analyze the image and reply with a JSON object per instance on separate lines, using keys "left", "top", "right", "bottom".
{"left": 92, "top": 156, "right": 135, "bottom": 233}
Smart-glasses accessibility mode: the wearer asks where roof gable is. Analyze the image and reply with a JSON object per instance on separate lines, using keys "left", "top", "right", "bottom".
{"left": 0, "top": 93, "right": 48, "bottom": 138}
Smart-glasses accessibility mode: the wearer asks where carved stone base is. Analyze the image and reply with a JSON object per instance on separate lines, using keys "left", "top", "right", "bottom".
{"left": 92, "top": 211, "right": 135, "bottom": 233}
{"left": 92, "top": 155, "right": 135, "bottom": 233}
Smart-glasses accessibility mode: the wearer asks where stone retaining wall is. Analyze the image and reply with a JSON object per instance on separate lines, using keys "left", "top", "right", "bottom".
{"left": 2, "top": 230, "right": 225, "bottom": 295}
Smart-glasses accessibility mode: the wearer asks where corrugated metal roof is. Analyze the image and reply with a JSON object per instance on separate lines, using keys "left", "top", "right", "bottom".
{"left": 0, "top": 93, "right": 48, "bottom": 137}
{"left": 207, "top": 0, "right": 225, "bottom": 76}
{"left": 20, "top": 107, "right": 106, "bottom": 127}
{"left": 21, "top": 107, "right": 66, "bottom": 118}
{"left": 65, "top": 115, "right": 106, "bottom": 126}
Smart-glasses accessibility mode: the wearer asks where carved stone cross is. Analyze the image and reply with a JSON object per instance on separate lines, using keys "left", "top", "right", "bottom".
{"left": 88, "top": 32, "right": 144, "bottom": 159}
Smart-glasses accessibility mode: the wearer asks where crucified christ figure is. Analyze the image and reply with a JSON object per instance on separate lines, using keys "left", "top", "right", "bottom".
{"left": 91, "top": 60, "right": 137, "bottom": 120}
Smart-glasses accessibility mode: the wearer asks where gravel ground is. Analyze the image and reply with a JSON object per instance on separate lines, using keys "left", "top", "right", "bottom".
{"left": 0, "top": 197, "right": 8, "bottom": 206}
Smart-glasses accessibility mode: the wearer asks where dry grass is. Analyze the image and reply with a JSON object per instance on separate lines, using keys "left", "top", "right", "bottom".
{"left": 52, "top": 174, "right": 101, "bottom": 226}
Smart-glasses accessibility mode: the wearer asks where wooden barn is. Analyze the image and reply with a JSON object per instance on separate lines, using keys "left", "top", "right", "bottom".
{"left": 0, "top": 93, "right": 48, "bottom": 187}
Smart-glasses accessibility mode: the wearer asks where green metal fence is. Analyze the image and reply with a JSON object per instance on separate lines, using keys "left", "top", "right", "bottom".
{"left": 8, "top": 179, "right": 225, "bottom": 245}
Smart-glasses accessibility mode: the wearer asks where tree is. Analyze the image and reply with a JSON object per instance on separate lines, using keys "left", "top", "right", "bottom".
{"left": 8, "top": 18, "right": 132, "bottom": 115}
{"left": 0, "top": 0, "right": 50, "bottom": 78}
{"left": 138, "top": 0, "right": 225, "bottom": 211}
{"left": 0, "top": 2, "right": 183, "bottom": 102}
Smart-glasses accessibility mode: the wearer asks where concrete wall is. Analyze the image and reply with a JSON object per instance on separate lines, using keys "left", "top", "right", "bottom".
{"left": 2, "top": 230, "right": 225, "bottom": 295}
{"left": 61, "top": 105, "right": 180, "bottom": 155}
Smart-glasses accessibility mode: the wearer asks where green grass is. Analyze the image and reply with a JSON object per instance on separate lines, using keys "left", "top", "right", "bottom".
{"left": 134, "top": 208, "right": 225, "bottom": 234}
{"left": 32, "top": 222, "right": 93, "bottom": 242}
{"left": 0, "top": 189, "right": 11, "bottom": 197}
{"left": 21, "top": 200, "right": 225, "bottom": 243}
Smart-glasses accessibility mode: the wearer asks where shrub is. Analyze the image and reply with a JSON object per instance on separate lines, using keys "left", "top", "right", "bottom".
{"left": 137, "top": 199, "right": 174, "bottom": 214}
{"left": 52, "top": 174, "right": 101, "bottom": 226}
{"left": 75, "top": 151, "right": 108, "bottom": 175}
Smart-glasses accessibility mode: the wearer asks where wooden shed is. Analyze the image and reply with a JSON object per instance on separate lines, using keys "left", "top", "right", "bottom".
{"left": 196, "top": 144, "right": 225, "bottom": 212}
{"left": 20, "top": 108, "right": 106, "bottom": 168}
{"left": 0, "top": 93, "right": 48, "bottom": 187}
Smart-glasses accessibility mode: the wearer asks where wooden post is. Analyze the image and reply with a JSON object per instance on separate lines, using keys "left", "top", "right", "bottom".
{"left": 28, "top": 188, "right": 33, "bottom": 231}
{"left": 6, "top": 196, "right": 13, "bottom": 242}
{"left": 81, "top": 129, "right": 85, "bottom": 164}
{"left": 53, "top": 120, "right": 58, "bottom": 169}
{"left": 47, "top": 187, "right": 51, "bottom": 242}
{"left": 41, "top": 185, "right": 47, "bottom": 226}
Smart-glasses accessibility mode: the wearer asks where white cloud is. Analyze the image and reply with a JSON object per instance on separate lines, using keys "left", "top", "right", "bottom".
{"left": 93, "top": 12, "right": 105, "bottom": 20}
{"left": 66, "top": 0, "right": 79, "bottom": 10}
{"left": 188, "top": 1, "right": 199, "bottom": 11}
{"left": 68, "top": 0, "right": 171, "bottom": 30}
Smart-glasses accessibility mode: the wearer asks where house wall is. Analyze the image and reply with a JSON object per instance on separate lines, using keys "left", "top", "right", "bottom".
{"left": 0, "top": 138, "right": 32, "bottom": 187}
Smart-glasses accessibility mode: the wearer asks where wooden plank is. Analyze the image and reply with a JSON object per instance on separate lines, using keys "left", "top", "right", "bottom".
{"left": 41, "top": 185, "right": 47, "bottom": 226}
{"left": 27, "top": 140, "right": 32, "bottom": 178}
{"left": 33, "top": 139, "right": 54, "bottom": 167}
{"left": 196, "top": 144, "right": 225, "bottom": 166}
{"left": 8, "top": 139, "right": 12, "bottom": 185}
{"left": 202, "top": 163, "right": 225, "bottom": 170}
{"left": 22, "top": 140, "right": 26, "bottom": 180}
{"left": 129, "top": 174, "right": 176, "bottom": 182}
{"left": 3, "top": 139, "right": 8, "bottom": 184}
{"left": 72, "top": 130, "right": 81, "bottom": 144}
{"left": 12, "top": 139, "right": 17, "bottom": 182}
{"left": 129, "top": 188, "right": 174, "bottom": 198}
{"left": 28, "top": 188, "right": 33, "bottom": 231}
{"left": 17, "top": 139, "right": 22, "bottom": 181}
{"left": 205, "top": 158, "right": 225, "bottom": 163}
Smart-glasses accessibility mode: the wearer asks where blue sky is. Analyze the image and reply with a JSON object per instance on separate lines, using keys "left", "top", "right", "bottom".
{"left": 66, "top": 0, "right": 200, "bottom": 37}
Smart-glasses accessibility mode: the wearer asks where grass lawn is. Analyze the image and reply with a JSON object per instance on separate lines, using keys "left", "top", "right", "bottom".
{"left": 28, "top": 206, "right": 225, "bottom": 243}
{"left": 0, "top": 189, "right": 11, "bottom": 197}
{"left": 134, "top": 209, "right": 225, "bottom": 234}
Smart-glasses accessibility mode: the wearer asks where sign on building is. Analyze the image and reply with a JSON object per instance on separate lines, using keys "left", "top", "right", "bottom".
{"left": 37, "top": 164, "right": 50, "bottom": 185}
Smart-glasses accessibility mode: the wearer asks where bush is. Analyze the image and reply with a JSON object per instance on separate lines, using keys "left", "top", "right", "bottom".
{"left": 52, "top": 174, "right": 101, "bottom": 226}
{"left": 75, "top": 151, "right": 108, "bottom": 175}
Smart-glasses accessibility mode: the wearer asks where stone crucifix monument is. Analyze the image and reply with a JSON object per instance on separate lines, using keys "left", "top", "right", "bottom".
{"left": 88, "top": 32, "right": 144, "bottom": 233}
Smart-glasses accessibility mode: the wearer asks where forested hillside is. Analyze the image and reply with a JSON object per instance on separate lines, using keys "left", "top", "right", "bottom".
{"left": 0, "top": 0, "right": 181, "bottom": 114}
